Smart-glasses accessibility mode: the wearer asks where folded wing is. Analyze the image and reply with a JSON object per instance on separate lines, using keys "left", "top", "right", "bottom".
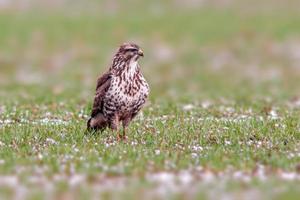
{"left": 90, "top": 71, "right": 112, "bottom": 118}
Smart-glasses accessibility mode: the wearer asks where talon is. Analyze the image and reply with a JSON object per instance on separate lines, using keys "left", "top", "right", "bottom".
{"left": 122, "top": 135, "right": 127, "bottom": 141}
{"left": 117, "top": 133, "right": 122, "bottom": 142}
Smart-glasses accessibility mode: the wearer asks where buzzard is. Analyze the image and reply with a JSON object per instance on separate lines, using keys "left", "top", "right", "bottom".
{"left": 87, "top": 43, "right": 150, "bottom": 140}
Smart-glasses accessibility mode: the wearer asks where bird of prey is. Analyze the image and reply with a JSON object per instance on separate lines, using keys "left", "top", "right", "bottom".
{"left": 87, "top": 43, "right": 150, "bottom": 140}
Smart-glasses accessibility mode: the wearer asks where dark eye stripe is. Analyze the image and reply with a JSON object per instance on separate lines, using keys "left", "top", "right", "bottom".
{"left": 126, "top": 48, "right": 138, "bottom": 52}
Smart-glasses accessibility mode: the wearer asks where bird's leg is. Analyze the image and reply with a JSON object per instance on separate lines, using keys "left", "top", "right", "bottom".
{"left": 110, "top": 115, "right": 121, "bottom": 141}
{"left": 121, "top": 115, "right": 132, "bottom": 141}
{"left": 122, "top": 127, "right": 126, "bottom": 141}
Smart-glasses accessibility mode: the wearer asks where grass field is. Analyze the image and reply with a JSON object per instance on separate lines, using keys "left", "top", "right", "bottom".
{"left": 0, "top": 0, "right": 300, "bottom": 199}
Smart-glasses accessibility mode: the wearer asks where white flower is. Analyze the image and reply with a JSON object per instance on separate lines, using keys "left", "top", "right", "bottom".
{"left": 191, "top": 153, "right": 198, "bottom": 158}
{"left": 182, "top": 104, "right": 194, "bottom": 111}
{"left": 155, "top": 149, "right": 160, "bottom": 155}
{"left": 46, "top": 138, "right": 58, "bottom": 145}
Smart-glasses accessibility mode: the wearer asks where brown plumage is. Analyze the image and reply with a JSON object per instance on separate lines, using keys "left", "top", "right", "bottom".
{"left": 87, "top": 43, "right": 149, "bottom": 140}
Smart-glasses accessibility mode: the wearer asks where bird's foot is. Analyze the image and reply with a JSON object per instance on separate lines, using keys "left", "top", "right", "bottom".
{"left": 122, "top": 135, "right": 127, "bottom": 141}
{"left": 117, "top": 133, "right": 127, "bottom": 142}
{"left": 117, "top": 133, "right": 121, "bottom": 142}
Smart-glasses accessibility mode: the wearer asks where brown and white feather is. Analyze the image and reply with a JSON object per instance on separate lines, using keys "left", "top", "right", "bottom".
{"left": 87, "top": 43, "right": 149, "bottom": 135}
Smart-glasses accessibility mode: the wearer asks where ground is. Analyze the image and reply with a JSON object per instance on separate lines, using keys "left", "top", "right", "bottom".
{"left": 0, "top": 0, "right": 300, "bottom": 199}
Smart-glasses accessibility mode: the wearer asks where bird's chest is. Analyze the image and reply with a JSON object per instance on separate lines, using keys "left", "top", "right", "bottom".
{"left": 105, "top": 75, "right": 149, "bottom": 112}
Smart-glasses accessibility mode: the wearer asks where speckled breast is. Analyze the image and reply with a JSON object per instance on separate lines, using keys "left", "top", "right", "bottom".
{"left": 103, "top": 75, "right": 149, "bottom": 117}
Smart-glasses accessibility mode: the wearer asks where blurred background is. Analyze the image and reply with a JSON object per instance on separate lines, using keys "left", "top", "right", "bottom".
{"left": 0, "top": 1, "right": 300, "bottom": 199}
{"left": 0, "top": 0, "right": 300, "bottom": 105}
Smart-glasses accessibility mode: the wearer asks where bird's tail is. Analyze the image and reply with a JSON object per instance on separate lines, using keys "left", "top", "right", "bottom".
{"left": 86, "top": 117, "right": 92, "bottom": 130}
{"left": 85, "top": 114, "right": 108, "bottom": 134}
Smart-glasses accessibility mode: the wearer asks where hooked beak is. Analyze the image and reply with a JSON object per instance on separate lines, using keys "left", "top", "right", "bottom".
{"left": 138, "top": 49, "right": 144, "bottom": 57}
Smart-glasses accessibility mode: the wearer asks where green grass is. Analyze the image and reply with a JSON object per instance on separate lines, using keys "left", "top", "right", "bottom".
{"left": 1, "top": 102, "right": 299, "bottom": 174}
{"left": 0, "top": 1, "right": 300, "bottom": 199}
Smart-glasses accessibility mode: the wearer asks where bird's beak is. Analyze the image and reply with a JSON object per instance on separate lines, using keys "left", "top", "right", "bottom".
{"left": 138, "top": 49, "right": 144, "bottom": 57}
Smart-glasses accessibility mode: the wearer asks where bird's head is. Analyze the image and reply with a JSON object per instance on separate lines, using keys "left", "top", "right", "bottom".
{"left": 117, "top": 43, "right": 144, "bottom": 62}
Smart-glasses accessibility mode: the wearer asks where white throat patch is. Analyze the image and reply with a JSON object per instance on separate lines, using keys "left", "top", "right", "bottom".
{"left": 128, "top": 60, "right": 138, "bottom": 78}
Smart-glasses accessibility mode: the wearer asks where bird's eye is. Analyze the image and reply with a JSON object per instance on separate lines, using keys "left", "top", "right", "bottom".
{"left": 126, "top": 48, "right": 138, "bottom": 52}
